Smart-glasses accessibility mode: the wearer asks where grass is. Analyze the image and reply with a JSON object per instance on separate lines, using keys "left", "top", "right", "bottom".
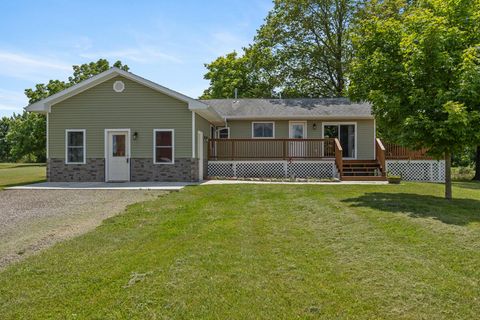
{"left": 0, "top": 163, "right": 46, "bottom": 189}
{"left": 0, "top": 182, "right": 479, "bottom": 319}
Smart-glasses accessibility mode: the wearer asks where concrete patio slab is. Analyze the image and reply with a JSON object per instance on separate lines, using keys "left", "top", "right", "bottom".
{"left": 7, "top": 181, "right": 197, "bottom": 191}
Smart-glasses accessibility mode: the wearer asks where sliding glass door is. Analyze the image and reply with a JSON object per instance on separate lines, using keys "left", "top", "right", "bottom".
{"left": 323, "top": 123, "right": 356, "bottom": 158}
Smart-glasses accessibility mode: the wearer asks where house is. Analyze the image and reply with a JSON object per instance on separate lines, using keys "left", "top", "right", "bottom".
{"left": 26, "top": 68, "right": 444, "bottom": 183}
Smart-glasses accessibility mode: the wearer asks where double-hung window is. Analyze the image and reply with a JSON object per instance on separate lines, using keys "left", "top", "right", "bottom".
{"left": 252, "top": 122, "right": 274, "bottom": 138}
{"left": 217, "top": 127, "right": 230, "bottom": 139}
{"left": 154, "top": 129, "right": 174, "bottom": 164}
{"left": 66, "top": 129, "right": 86, "bottom": 164}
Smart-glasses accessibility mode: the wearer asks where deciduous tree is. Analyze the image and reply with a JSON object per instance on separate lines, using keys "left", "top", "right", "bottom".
{"left": 202, "top": 0, "right": 358, "bottom": 99}
{"left": 251, "top": 0, "right": 357, "bottom": 97}
{"left": 349, "top": 0, "right": 480, "bottom": 199}
{"left": 201, "top": 51, "right": 274, "bottom": 99}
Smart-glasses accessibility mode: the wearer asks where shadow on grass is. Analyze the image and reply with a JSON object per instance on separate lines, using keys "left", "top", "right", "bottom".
{"left": 0, "top": 163, "right": 46, "bottom": 169}
{"left": 342, "top": 193, "right": 480, "bottom": 226}
{"left": 453, "top": 181, "right": 480, "bottom": 190}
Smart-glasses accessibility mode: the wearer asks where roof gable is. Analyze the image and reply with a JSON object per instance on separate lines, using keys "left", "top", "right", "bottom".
{"left": 26, "top": 68, "right": 225, "bottom": 124}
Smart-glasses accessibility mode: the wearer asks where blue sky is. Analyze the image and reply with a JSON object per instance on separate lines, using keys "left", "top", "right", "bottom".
{"left": 0, "top": 0, "right": 272, "bottom": 117}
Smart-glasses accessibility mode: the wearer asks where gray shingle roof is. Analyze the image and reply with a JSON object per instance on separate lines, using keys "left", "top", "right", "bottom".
{"left": 200, "top": 98, "right": 372, "bottom": 119}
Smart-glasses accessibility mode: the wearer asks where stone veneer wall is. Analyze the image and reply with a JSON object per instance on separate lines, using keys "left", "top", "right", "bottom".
{"left": 130, "top": 158, "right": 199, "bottom": 182}
{"left": 48, "top": 158, "right": 105, "bottom": 182}
{"left": 48, "top": 158, "right": 200, "bottom": 182}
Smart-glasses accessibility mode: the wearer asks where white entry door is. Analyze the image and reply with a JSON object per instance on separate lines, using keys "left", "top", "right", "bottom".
{"left": 197, "top": 131, "right": 204, "bottom": 180}
{"left": 106, "top": 130, "right": 130, "bottom": 182}
{"left": 289, "top": 121, "right": 307, "bottom": 158}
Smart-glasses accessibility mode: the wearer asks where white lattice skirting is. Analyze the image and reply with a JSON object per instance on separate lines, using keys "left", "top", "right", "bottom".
{"left": 386, "top": 160, "right": 445, "bottom": 182}
{"left": 208, "top": 161, "right": 338, "bottom": 179}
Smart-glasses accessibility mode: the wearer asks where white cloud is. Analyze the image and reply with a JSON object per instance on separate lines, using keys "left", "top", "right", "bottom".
{"left": 0, "top": 89, "right": 28, "bottom": 114}
{"left": 72, "top": 36, "right": 93, "bottom": 51}
{"left": 0, "top": 50, "right": 71, "bottom": 83}
{"left": 80, "top": 46, "right": 183, "bottom": 64}
{"left": 201, "top": 31, "right": 249, "bottom": 57}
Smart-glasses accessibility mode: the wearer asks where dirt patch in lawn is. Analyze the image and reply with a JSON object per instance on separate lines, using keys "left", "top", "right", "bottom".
{"left": 0, "top": 189, "right": 165, "bottom": 269}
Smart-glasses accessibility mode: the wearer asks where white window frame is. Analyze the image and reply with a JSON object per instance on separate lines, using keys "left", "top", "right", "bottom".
{"left": 321, "top": 122, "right": 357, "bottom": 159}
{"left": 252, "top": 121, "right": 275, "bottom": 139}
{"left": 217, "top": 127, "right": 230, "bottom": 139}
{"left": 65, "top": 129, "right": 86, "bottom": 164}
{"left": 153, "top": 129, "right": 175, "bottom": 164}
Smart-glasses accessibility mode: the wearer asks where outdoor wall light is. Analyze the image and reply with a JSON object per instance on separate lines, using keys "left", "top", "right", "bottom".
{"left": 133, "top": 132, "right": 138, "bottom": 140}
{"left": 313, "top": 123, "right": 317, "bottom": 130}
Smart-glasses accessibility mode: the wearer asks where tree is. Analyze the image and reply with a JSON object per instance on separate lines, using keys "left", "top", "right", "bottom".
{"left": 251, "top": 0, "right": 358, "bottom": 97}
{"left": 200, "top": 51, "right": 275, "bottom": 99}
{"left": 349, "top": 0, "right": 480, "bottom": 199}
{"left": 6, "top": 112, "right": 46, "bottom": 162}
{"left": 5, "top": 59, "right": 129, "bottom": 162}
{"left": 457, "top": 44, "right": 480, "bottom": 180}
{"left": 202, "top": 0, "right": 358, "bottom": 99}
{"left": 0, "top": 117, "right": 12, "bottom": 162}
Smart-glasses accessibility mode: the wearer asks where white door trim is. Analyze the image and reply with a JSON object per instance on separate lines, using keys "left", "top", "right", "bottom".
{"left": 104, "top": 129, "right": 131, "bottom": 182}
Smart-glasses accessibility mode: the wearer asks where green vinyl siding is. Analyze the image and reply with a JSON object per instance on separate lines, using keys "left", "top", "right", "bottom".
{"left": 227, "top": 120, "right": 289, "bottom": 139}
{"left": 195, "top": 113, "right": 212, "bottom": 160}
{"left": 226, "top": 119, "right": 375, "bottom": 160}
{"left": 48, "top": 76, "right": 192, "bottom": 159}
{"left": 355, "top": 120, "right": 375, "bottom": 160}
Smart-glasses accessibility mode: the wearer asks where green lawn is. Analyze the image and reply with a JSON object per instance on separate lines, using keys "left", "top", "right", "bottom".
{"left": 0, "top": 182, "right": 479, "bottom": 319}
{"left": 0, "top": 163, "right": 46, "bottom": 189}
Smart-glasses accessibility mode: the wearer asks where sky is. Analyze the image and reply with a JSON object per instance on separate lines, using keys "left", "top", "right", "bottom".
{"left": 0, "top": 0, "right": 273, "bottom": 117}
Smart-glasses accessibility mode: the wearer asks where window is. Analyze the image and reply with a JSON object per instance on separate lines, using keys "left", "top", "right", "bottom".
{"left": 252, "top": 122, "right": 274, "bottom": 138}
{"left": 217, "top": 127, "right": 230, "bottom": 139}
{"left": 154, "top": 129, "right": 174, "bottom": 164}
{"left": 66, "top": 130, "right": 85, "bottom": 164}
{"left": 112, "top": 134, "right": 126, "bottom": 157}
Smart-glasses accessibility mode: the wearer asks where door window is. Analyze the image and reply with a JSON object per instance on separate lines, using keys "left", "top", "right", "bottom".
{"left": 112, "top": 135, "right": 126, "bottom": 157}
{"left": 323, "top": 124, "right": 356, "bottom": 158}
{"left": 290, "top": 123, "right": 305, "bottom": 138}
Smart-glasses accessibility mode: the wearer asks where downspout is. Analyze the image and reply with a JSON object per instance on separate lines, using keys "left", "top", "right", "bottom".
{"left": 192, "top": 111, "right": 196, "bottom": 159}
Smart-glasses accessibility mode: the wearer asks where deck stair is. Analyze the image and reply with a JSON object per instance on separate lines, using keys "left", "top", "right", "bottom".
{"left": 341, "top": 160, "right": 386, "bottom": 181}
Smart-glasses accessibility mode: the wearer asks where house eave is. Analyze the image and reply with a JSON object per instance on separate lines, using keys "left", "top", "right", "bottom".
{"left": 223, "top": 115, "right": 374, "bottom": 121}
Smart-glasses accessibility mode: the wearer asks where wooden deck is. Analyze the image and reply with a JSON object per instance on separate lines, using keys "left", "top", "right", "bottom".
{"left": 207, "top": 138, "right": 431, "bottom": 181}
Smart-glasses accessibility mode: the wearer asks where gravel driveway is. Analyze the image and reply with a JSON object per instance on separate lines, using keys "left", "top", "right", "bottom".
{"left": 0, "top": 189, "right": 164, "bottom": 269}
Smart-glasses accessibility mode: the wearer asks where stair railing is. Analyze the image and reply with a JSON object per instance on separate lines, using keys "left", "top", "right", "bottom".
{"left": 376, "top": 138, "right": 386, "bottom": 176}
{"left": 334, "top": 138, "right": 343, "bottom": 177}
